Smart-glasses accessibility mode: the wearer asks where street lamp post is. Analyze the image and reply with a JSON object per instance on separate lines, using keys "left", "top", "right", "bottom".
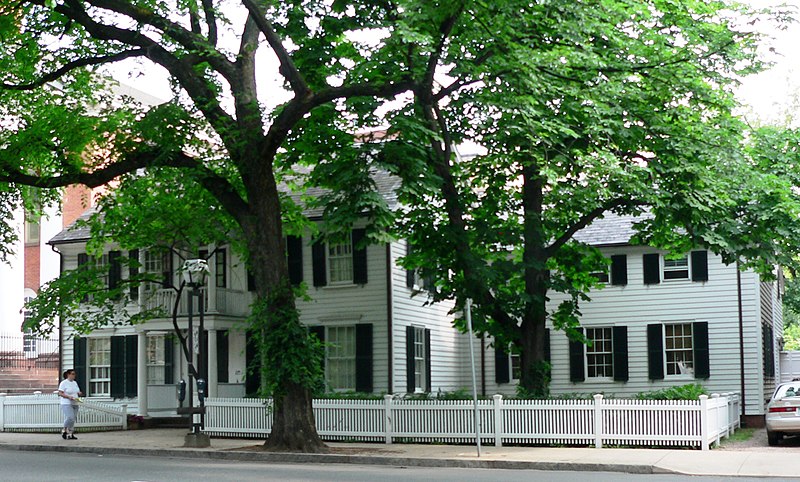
{"left": 180, "top": 259, "right": 209, "bottom": 448}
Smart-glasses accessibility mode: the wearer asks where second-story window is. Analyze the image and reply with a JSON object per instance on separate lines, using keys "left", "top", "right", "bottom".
{"left": 144, "top": 250, "right": 164, "bottom": 292}
{"left": 663, "top": 256, "right": 690, "bottom": 280}
{"left": 95, "top": 254, "right": 109, "bottom": 289}
{"left": 328, "top": 240, "right": 353, "bottom": 284}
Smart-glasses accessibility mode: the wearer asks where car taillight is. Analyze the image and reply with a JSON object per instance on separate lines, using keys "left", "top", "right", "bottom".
{"left": 769, "top": 406, "right": 797, "bottom": 413}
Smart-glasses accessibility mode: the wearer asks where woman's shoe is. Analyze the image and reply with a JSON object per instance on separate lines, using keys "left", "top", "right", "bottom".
{"left": 67, "top": 434, "right": 77, "bottom": 440}
{"left": 61, "top": 431, "right": 67, "bottom": 440}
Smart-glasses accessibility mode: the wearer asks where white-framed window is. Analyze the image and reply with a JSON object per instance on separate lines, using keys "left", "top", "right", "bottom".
{"left": 663, "top": 255, "right": 689, "bottom": 280}
{"left": 89, "top": 337, "right": 111, "bottom": 396}
{"left": 143, "top": 250, "right": 164, "bottom": 292}
{"left": 95, "top": 254, "right": 110, "bottom": 289}
{"left": 326, "top": 326, "right": 356, "bottom": 390}
{"left": 146, "top": 334, "right": 166, "bottom": 384}
{"left": 414, "top": 326, "right": 427, "bottom": 392}
{"left": 24, "top": 217, "right": 40, "bottom": 245}
{"left": 665, "top": 323, "right": 694, "bottom": 376}
{"left": 328, "top": 240, "right": 353, "bottom": 284}
{"left": 590, "top": 270, "right": 610, "bottom": 283}
{"left": 510, "top": 352, "right": 521, "bottom": 381}
{"left": 586, "top": 327, "right": 613, "bottom": 378}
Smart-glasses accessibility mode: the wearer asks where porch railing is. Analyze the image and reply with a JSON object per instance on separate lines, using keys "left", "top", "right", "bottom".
{"left": 142, "top": 288, "right": 252, "bottom": 318}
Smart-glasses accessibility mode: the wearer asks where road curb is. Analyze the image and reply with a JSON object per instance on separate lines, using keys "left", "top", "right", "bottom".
{"left": 0, "top": 443, "right": 666, "bottom": 475}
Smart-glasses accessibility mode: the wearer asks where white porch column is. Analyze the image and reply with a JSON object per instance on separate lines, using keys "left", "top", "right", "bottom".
{"left": 208, "top": 329, "right": 218, "bottom": 398}
{"left": 137, "top": 331, "right": 148, "bottom": 416}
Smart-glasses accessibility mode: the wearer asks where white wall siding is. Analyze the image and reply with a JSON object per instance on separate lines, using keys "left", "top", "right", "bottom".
{"left": 477, "top": 247, "right": 768, "bottom": 414}
{"left": 294, "top": 234, "right": 389, "bottom": 393}
{"left": 389, "top": 241, "right": 463, "bottom": 395}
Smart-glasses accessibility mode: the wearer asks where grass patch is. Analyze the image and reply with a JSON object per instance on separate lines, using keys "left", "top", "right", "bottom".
{"left": 720, "top": 428, "right": 756, "bottom": 445}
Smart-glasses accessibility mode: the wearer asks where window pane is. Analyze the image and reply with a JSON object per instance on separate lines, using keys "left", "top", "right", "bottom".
{"left": 665, "top": 323, "right": 694, "bottom": 375}
{"left": 586, "top": 328, "right": 613, "bottom": 378}
{"left": 328, "top": 241, "right": 353, "bottom": 283}
{"left": 327, "top": 326, "right": 356, "bottom": 390}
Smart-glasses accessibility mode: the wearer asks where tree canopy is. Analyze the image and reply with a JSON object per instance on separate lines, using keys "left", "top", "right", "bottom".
{"left": 2, "top": 0, "right": 799, "bottom": 448}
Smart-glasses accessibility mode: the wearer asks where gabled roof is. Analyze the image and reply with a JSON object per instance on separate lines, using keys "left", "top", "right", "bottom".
{"left": 48, "top": 170, "right": 402, "bottom": 245}
{"left": 572, "top": 212, "right": 650, "bottom": 247}
{"left": 47, "top": 207, "right": 97, "bottom": 245}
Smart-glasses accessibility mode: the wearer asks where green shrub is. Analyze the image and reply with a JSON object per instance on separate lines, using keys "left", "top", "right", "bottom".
{"left": 634, "top": 383, "right": 709, "bottom": 400}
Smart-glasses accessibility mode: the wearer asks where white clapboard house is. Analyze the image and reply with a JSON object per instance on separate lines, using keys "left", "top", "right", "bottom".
{"left": 50, "top": 193, "right": 780, "bottom": 424}
{"left": 488, "top": 213, "right": 782, "bottom": 425}
{"left": 48, "top": 172, "right": 467, "bottom": 417}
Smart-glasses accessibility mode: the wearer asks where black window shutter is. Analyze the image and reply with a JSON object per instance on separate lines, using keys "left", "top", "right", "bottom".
{"left": 405, "top": 241, "right": 415, "bottom": 288}
{"left": 164, "top": 336, "right": 174, "bottom": 385}
{"left": 77, "top": 254, "right": 89, "bottom": 302}
{"left": 355, "top": 324, "right": 373, "bottom": 393}
{"left": 247, "top": 270, "right": 255, "bottom": 292}
{"left": 108, "top": 250, "right": 122, "bottom": 290}
{"left": 424, "top": 328, "right": 432, "bottom": 393}
{"left": 200, "top": 330, "right": 208, "bottom": 382}
{"left": 73, "top": 337, "right": 88, "bottom": 395}
{"left": 647, "top": 324, "right": 665, "bottom": 380}
{"left": 309, "top": 326, "right": 326, "bottom": 377}
{"left": 545, "top": 329, "right": 551, "bottom": 364}
{"left": 128, "top": 250, "right": 139, "bottom": 301}
{"left": 245, "top": 332, "right": 261, "bottom": 396}
{"left": 352, "top": 229, "right": 368, "bottom": 284}
{"left": 287, "top": 235, "right": 304, "bottom": 285}
{"left": 217, "top": 330, "right": 229, "bottom": 383}
{"left": 406, "top": 326, "right": 415, "bottom": 393}
{"left": 691, "top": 250, "right": 709, "bottom": 282}
{"left": 612, "top": 326, "right": 629, "bottom": 382}
{"left": 495, "top": 343, "right": 510, "bottom": 384}
{"left": 162, "top": 251, "right": 173, "bottom": 288}
{"left": 125, "top": 335, "right": 137, "bottom": 398}
{"left": 643, "top": 254, "right": 660, "bottom": 285}
{"left": 568, "top": 329, "right": 585, "bottom": 382}
{"left": 311, "top": 239, "right": 327, "bottom": 287}
{"left": 693, "top": 321, "right": 710, "bottom": 379}
{"left": 611, "top": 255, "right": 628, "bottom": 286}
{"left": 111, "top": 336, "right": 125, "bottom": 398}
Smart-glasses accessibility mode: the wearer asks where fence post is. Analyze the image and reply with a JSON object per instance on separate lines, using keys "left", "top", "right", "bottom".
{"left": 711, "top": 393, "right": 721, "bottom": 446}
{"left": 0, "top": 393, "right": 5, "bottom": 432}
{"left": 593, "top": 394, "right": 603, "bottom": 449}
{"left": 384, "top": 394, "right": 393, "bottom": 445}
{"left": 121, "top": 403, "right": 128, "bottom": 430}
{"left": 493, "top": 394, "right": 503, "bottom": 447}
{"left": 699, "top": 395, "right": 709, "bottom": 451}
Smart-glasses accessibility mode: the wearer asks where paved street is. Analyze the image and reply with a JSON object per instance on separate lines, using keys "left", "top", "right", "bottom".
{"left": 0, "top": 451, "right": 774, "bottom": 482}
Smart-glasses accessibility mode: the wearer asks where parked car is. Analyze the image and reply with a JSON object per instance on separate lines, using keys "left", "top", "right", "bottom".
{"left": 767, "top": 382, "right": 800, "bottom": 446}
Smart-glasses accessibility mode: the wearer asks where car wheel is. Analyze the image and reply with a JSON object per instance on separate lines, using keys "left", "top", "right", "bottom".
{"left": 768, "top": 430, "right": 781, "bottom": 446}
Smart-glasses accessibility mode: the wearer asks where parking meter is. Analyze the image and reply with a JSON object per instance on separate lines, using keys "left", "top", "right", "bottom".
{"left": 197, "top": 378, "right": 206, "bottom": 403}
{"left": 178, "top": 378, "right": 186, "bottom": 404}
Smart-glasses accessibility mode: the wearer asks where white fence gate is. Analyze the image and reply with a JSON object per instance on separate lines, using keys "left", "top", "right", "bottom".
{"left": 0, "top": 393, "right": 128, "bottom": 432}
{"left": 205, "top": 393, "right": 740, "bottom": 450}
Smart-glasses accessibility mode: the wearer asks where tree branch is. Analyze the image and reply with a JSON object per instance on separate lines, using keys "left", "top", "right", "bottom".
{"left": 424, "top": 7, "right": 464, "bottom": 89}
{"left": 240, "top": 0, "right": 311, "bottom": 98}
{"left": 85, "top": 0, "right": 236, "bottom": 81}
{"left": 0, "top": 49, "right": 147, "bottom": 91}
{"left": 544, "top": 198, "right": 647, "bottom": 257}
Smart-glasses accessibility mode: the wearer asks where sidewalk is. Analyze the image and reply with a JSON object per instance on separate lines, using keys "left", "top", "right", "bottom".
{"left": 0, "top": 428, "right": 797, "bottom": 478}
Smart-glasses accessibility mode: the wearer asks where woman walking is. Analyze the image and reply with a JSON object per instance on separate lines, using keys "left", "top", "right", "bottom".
{"left": 58, "top": 369, "right": 82, "bottom": 440}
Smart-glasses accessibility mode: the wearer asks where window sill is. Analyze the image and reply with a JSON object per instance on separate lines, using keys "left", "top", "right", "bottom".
{"left": 322, "top": 283, "right": 358, "bottom": 290}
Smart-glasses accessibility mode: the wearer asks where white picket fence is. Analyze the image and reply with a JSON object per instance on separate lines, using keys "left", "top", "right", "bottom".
{"left": 205, "top": 392, "right": 740, "bottom": 450}
{"left": 0, "top": 393, "right": 128, "bottom": 432}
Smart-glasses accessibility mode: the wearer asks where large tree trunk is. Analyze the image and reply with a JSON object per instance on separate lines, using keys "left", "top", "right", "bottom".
{"left": 518, "top": 165, "right": 550, "bottom": 397}
{"left": 241, "top": 170, "right": 327, "bottom": 453}
{"left": 518, "top": 276, "right": 550, "bottom": 397}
